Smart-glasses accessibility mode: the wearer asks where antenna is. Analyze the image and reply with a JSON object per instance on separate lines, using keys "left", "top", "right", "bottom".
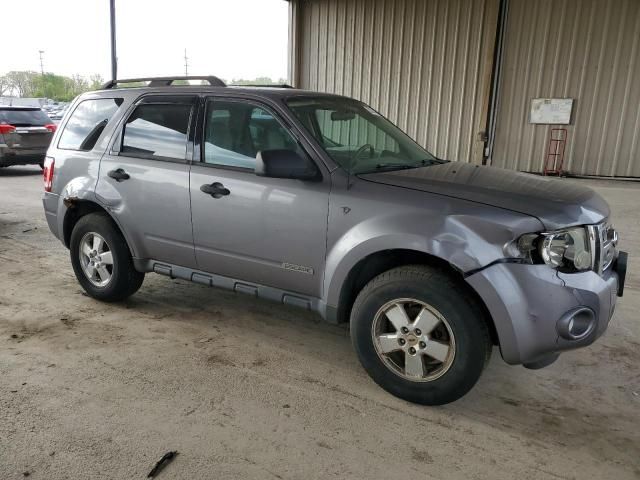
{"left": 38, "top": 50, "right": 45, "bottom": 75}
{"left": 184, "top": 48, "right": 189, "bottom": 76}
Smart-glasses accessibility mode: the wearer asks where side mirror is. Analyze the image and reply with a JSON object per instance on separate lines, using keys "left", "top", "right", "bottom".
{"left": 255, "top": 149, "right": 320, "bottom": 181}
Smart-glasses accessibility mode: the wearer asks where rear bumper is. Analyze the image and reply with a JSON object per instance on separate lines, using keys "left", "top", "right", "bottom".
{"left": 466, "top": 261, "right": 621, "bottom": 366}
{"left": 0, "top": 146, "right": 46, "bottom": 166}
{"left": 43, "top": 192, "right": 62, "bottom": 240}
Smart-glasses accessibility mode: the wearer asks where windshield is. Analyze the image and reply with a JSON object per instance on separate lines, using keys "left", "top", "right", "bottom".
{"left": 287, "top": 97, "right": 441, "bottom": 174}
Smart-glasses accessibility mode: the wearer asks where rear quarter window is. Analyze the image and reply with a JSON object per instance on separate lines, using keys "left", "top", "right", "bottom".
{"left": 58, "top": 98, "right": 123, "bottom": 151}
{"left": 121, "top": 103, "right": 192, "bottom": 161}
{"left": 0, "top": 108, "right": 51, "bottom": 126}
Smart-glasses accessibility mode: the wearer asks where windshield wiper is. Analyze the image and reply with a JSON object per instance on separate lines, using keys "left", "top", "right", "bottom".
{"left": 374, "top": 163, "right": 419, "bottom": 171}
{"left": 417, "top": 158, "right": 444, "bottom": 166}
{"left": 359, "top": 159, "right": 441, "bottom": 174}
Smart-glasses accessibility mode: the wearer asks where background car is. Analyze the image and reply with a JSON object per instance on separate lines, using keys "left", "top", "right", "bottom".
{"left": 0, "top": 106, "right": 56, "bottom": 168}
{"left": 49, "top": 106, "right": 67, "bottom": 121}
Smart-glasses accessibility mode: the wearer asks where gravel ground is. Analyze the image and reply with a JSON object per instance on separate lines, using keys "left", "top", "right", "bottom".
{"left": 1, "top": 165, "right": 639, "bottom": 479}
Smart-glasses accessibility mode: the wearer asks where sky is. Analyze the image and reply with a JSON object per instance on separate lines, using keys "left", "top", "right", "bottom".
{"left": 1, "top": 0, "right": 290, "bottom": 82}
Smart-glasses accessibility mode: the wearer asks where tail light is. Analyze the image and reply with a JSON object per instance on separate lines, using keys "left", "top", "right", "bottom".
{"left": 0, "top": 124, "right": 16, "bottom": 134}
{"left": 44, "top": 123, "right": 57, "bottom": 133}
{"left": 43, "top": 157, "right": 55, "bottom": 192}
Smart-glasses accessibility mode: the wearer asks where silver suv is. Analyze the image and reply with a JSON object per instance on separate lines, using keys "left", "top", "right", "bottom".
{"left": 42, "top": 76, "right": 627, "bottom": 405}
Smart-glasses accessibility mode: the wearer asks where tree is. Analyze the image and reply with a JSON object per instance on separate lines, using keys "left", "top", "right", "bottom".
{"left": 0, "top": 71, "right": 108, "bottom": 101}
{"left": 0, "top": 72, "right": 291, "bottom": 100}
{"left": 4, "top": 71, "right": 37, "bottom": 97}
{"left": 89, "top": 74, "right": 104, "bottom": 90}
{"left": 0, "top": 76, "right": 11, "bottom": 96}
{"left": 230, "top": 77, "right": 289, "bottom": 86}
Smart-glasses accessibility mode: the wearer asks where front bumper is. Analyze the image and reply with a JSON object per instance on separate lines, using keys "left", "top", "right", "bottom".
{"left": 466, "top": 258, "right": 624, "bottom": 366}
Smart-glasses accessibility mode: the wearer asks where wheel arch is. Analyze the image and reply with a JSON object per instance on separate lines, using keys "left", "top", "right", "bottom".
{"left": 62, "top": 199, "right": 136, "bottom": 258}
{"left": 330, "top": 248, "right": 499, "bottom": 346}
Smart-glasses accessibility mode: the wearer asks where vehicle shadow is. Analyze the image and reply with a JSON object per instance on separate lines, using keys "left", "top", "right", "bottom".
{"left": 0, "top": 166, "right": 42, "bottom": 176}
{"left": 113, "top": 275, "right": 638, "bottom": 475}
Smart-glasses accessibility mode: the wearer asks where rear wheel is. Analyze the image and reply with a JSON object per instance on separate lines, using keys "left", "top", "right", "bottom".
{"left": 70, "top": 213, "right": 144, "bottom": 301}
{"left": 350, "top": 265, "right": 491, "bottom": 405}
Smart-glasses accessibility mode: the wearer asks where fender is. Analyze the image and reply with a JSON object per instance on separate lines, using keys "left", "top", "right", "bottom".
{"left": 55, "top": 174, "right": 99, "bottom": 242}
{"left": 56, "top": 176, "right": 139, "bottom": 259}
{"left": 322, "top": 203, "right": 544, "bottom": 310}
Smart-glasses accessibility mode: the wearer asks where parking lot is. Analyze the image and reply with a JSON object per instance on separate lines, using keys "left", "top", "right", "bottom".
{"left": 1, "top": 165, "right": 639, "bottom": 479}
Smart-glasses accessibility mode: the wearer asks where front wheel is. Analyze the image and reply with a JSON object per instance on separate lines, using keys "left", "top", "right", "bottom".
{"left": 350, "top": 265, "right": 491, "bottom": 405}
{"left": 70, "top": 213, "right": 144, "bottom": 302}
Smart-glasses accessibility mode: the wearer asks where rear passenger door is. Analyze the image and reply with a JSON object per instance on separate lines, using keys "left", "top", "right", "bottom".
{"left": 189, "top": 96, "right": 330, "bottom": 297}
{"left": 95, "top": 95, "right": 197, "bottom": 268}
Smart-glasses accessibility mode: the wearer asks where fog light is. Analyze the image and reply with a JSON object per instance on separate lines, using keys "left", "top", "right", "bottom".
{"left": 557, "top": 307, "right": 596, "bottom": 340}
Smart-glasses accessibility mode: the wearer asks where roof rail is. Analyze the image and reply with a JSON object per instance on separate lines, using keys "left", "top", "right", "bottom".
{"left": 101, "top": 76, "right": 226, "bottom": 89}
{"left": 230, "top": 83, "right": 293, "bottom": 88}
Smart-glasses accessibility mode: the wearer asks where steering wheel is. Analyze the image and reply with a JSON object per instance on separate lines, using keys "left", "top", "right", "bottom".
{"left": 350, "top": 143, "right": 375, "bottom": 168}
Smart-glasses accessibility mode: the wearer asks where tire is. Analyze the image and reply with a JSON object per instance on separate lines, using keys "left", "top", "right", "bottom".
{"left": 350, "top": 265, "right": 491, "bottom": 405}
{"left": 69, "top": 212, "right": 144, "bottom": 302}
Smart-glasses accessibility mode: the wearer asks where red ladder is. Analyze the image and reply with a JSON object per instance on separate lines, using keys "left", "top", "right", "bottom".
{"left": 544, "top": 128, "right": 567, "bottom": 176}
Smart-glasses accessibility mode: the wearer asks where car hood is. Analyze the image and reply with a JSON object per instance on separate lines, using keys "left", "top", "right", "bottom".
{"left": 358, "top": 161, "right": 609, "bottom": 230}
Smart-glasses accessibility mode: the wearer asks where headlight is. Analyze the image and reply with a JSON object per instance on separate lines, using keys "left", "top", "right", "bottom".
{"left": 514, "top": 227, "right": 593, "bottom": 272}
{"left": 540, "top": 228, "right": 592, "bottom": 271}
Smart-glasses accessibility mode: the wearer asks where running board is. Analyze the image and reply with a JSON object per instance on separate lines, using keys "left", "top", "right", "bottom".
{"left": 133, "top": 258, "right": 332, "bottom": 322}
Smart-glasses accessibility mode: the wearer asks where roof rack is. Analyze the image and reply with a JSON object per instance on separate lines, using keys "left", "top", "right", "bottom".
{"left": 101, "top": 76, "right": 226, "bottom": 89}
{"left": 229, "top": 84, "right": 293, "bottom": 88}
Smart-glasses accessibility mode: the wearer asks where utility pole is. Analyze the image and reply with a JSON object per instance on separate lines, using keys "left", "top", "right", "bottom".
{"left": 38, "top": 50, "right": 45, "bottom": 75}
{"left": 184, "top": 48, "right": 189, "bottom": 76}
{"left": 109, "top": 0, "right": 117, "bottom": 81}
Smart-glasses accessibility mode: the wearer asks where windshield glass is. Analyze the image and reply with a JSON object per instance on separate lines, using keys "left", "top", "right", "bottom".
{"left": 287, "top": 97, "right": 441, "bottom": 174}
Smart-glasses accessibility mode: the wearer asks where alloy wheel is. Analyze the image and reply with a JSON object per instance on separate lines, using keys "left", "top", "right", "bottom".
{"left": 78, "top": 232, "right": 114, "bottom": 287}
{"left": 371, "top": 298, "right": 456, "bottom": 382}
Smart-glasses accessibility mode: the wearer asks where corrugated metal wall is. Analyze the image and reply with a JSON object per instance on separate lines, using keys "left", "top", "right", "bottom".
{"left": 291, "top": 0, "right": 500, "bottom": 164}
{"left": 491, "top": 0, "right": 640, "bottom": 177}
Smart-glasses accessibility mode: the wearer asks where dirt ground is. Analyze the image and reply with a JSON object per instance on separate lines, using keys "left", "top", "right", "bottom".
{"left": 1, "top": 165, "right": 638, "bottom": 480}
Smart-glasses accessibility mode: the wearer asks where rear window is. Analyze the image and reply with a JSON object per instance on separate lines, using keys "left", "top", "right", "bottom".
{"left": 58, "top": 98, "right": 123, "bottom": 151}
{"left": 0, "top": 108, "right": 51, "bottom": 126}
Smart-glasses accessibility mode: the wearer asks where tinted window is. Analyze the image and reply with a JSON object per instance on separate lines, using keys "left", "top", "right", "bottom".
{"left": 122, "top": 103, "right": 192, "bottom": 160}
{"left": 203, "top": 100, "right": 301, "bottom": 169}
{"left": 0, "top": 108, "right": 51, "bottom": 126}
{"left": 58, "top": 98, "right": 123, "bottom": 151}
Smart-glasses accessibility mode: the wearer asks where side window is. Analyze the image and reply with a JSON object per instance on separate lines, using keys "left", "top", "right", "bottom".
{"left": 248, "top": 107, "right": 299, "bottom": 153}
{"left": 58, "top": 98, "right": 123, "bottom": 151}
{"left": 203, "top": 100, "right": 303, "bottom": 169}
{"left": 121, "top": 103, "right": 192, "bottom": 161}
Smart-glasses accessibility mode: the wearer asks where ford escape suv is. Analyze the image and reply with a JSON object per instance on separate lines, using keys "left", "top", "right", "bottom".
{"left": 42, "top": 76, "right": 627, "bottom": 405}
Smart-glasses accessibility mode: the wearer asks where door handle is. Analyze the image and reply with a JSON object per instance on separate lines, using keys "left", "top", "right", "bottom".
{"left": 108, "top": 168, "right": 130, "bottom": 182}
{"left": 200, "top": 182, "right": 230, "bottom": 199}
